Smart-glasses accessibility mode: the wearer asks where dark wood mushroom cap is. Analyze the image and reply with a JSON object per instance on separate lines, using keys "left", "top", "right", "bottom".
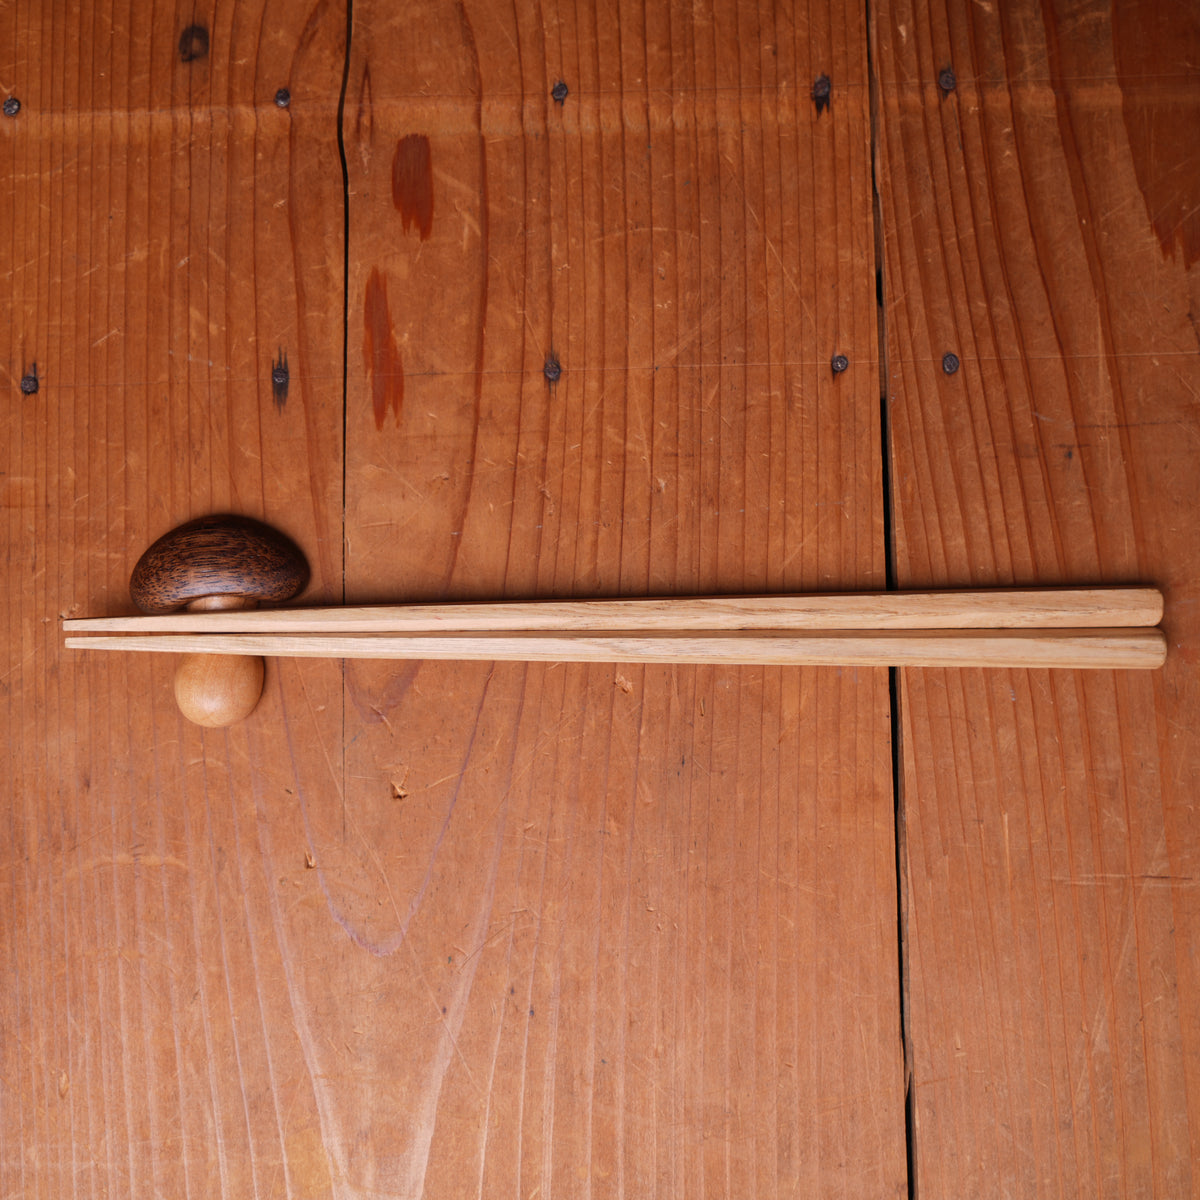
{"left": 129, "top": 514, "right": 309, "bottom": 614}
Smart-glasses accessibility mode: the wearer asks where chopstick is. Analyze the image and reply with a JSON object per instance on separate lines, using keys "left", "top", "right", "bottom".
{"left": 63, "top": 586, "right": 1163, "bottom": 634}
{"left": 63, "top": 628, "right": 1168, "bottom": 670}
{"left": 63, "top": 588, "right": 1167, "bottom": 669}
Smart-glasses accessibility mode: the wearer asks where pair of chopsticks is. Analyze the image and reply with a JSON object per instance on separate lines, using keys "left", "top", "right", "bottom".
{"left": 63, "top": 587, "right": 1167, "bottom": 669}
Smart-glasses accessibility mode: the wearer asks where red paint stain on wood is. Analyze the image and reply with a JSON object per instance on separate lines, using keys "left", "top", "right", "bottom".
{"left": 364, "top": 268, "right": 403, "bottom": 430}
{"left": 392, "top": 134, "right": 433, "bottom": 240}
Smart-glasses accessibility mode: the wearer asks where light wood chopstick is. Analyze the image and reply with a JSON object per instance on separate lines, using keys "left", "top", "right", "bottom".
{"left": 63, "top": 628, "right": 1168, "bottom": 670}
{"left": 62, "top": 586, "right": 1163, "bottom": 634}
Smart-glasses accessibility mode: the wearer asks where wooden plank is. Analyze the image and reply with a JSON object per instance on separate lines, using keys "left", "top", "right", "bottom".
{"left": 1, "top": 2, "right": 346, "bottom": 1195}
{"left": 327, "top": 0, "right": 906, "bottom": 1193}
{"left": 874, "top": 0, "right": 1200, "bottom": 1193}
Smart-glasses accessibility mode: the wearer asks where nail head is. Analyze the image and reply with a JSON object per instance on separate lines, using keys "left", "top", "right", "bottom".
{"left": 3, "top": 97, "right": 20, "bottom": 117}
{"left": 178, "top": 24, "right": 210, "bottom": 63}
{"left": 19, "top": 371, "right": 39, "bottom": 395}
{"left": 942, "top": 352, "right": 960, "bottom": 375}
{"left": 812, "top": 73, "right": 831, "bottom": 114}
{"left": 551, "top": 80, "right": 569, "bottom": 105}
{"left": 271, "top": 351, "right": 289, "bottom": 409}
{"left": 938, "top": 66, "right": 956, "bottom": 94}
{"left": 274, "top": 88, "right": 291, "bottom": 108}
{"left": 831, "top": 354, "right": 849, "bottom": 375}
{"left": 543, "top": 354, "right": 562, "bottom": 384}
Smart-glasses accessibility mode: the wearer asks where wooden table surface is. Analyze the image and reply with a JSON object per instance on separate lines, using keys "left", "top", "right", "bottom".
{"left": 2, "top": 0, "right": 1195, "bottom": 1196}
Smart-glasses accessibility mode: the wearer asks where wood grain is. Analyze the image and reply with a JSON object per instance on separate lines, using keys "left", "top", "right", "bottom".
{"left": 1, "top": 2, "right": 346, "bottom": 1196}
{"left": 331, "top": 0, "right": 905, "bottom": 1194}
{"left": 874, "top": 0, "right": 1200, "bottom": 1194}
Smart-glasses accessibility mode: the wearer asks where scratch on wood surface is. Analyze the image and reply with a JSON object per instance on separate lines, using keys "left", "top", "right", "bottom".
{"left": 61, "top": 853, "right": 189, "bottom": 880}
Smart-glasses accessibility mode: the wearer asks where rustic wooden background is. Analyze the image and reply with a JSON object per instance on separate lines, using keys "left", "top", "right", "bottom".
{"left": 2, "top": 0, "right": 1196, "bottom": 1196}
